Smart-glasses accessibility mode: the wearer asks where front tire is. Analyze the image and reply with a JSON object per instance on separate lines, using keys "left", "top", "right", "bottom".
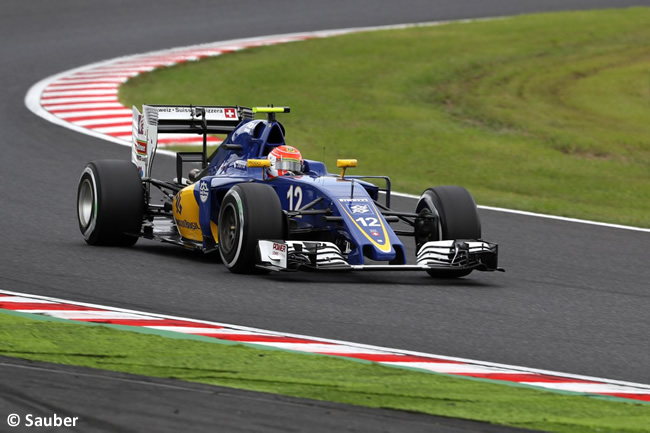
{"left": 415, "top": 185, "right": 481, "bottom": 278}
{"left": 218, "top": 183, "right": 285, "bottom": 274}
{"left": 77, "top": 160, "right": 144, "bottom": 246}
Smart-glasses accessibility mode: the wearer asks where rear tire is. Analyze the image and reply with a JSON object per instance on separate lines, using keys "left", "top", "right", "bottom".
{"left": 77, "top": 160, "right": 144, "bottom": 246}
{"left": 415, "top": 185, "right": 481, "bottom": 278}
{"left": 218, "top": 183, "right": 285, "bottom": 274}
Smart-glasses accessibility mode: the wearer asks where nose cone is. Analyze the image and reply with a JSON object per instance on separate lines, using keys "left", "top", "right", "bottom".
{"left": 337, "top": 197, "right": 396, "bottom": 261}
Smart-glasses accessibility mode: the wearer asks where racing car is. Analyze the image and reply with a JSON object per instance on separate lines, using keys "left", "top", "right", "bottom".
{"left": 77, "top": 104, "right": 502, "bottom": 278}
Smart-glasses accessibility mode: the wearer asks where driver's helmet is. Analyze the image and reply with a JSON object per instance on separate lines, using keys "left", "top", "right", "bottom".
{"left": 267, "top": 145, "right": 304, "bottom": 177}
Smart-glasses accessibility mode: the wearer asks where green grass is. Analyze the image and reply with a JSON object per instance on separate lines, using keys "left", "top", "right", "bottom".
{"left": 2, "top": 310, "right": 649, "bottom": 432}
{"left": 120, "top": 8, "right": 650, "bottom": 227}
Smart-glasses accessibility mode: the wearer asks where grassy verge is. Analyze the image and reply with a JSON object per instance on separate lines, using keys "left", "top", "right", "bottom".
{"left": 120, "top": 8, "right": 650, "bottom": 227}
{"left": 1, "top": 310, "right": 649, "bottom": 432}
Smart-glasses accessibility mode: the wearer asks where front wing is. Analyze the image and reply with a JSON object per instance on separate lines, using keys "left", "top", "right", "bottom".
{"left": 257, "top": 240, "right": 503, "bottom": 273}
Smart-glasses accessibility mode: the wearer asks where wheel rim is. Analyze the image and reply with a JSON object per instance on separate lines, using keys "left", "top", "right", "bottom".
{"left": 78, "top": 178, "right": 95, "bottom": 229}
{"left": 219, "top": 202, "right": 239, "bottom": 254}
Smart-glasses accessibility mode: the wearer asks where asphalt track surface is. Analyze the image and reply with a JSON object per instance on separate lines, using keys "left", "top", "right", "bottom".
{"left": 1, "top": 355, "right": 540, "bottom": 433}
{"left": 1, "top": 0, "right": 650, "bottom": 431}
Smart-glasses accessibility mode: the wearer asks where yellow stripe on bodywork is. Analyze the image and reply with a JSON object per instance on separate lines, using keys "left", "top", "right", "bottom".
{"left": 210, "top": 221, "right": 219, "bottom": 243}
{"left": 339, "top": 203, "right": 392, "bottom": 253}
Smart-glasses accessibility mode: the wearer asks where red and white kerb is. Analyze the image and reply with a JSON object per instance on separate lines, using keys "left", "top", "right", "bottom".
{"left": 1, "top": 290, "right": 649, "bottom": 403}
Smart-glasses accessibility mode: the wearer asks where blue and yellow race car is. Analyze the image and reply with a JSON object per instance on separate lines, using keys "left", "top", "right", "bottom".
{"left": 77, "top": 105, "right": 501, "bottom": 278}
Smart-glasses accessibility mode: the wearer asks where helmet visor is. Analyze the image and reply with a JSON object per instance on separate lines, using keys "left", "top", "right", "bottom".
{"left": 274, "top": 158, "right": 302, "bottom": 173}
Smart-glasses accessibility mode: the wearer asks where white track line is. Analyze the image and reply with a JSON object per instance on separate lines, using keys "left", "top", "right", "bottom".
{"left": 387, "top": 191, "right": 650, "bottom": 233}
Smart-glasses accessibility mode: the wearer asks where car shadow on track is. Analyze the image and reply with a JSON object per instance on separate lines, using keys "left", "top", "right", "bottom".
{"left": 263, "top": 271, "right": 503, "bottom": 289}
{"left": 130, "top": 243, "right": 223, "bottom": 263}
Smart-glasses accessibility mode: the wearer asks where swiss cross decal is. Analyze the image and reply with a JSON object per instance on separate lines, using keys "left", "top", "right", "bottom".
{"left": 225, "top": 108, "right": 236, "bottom": 119}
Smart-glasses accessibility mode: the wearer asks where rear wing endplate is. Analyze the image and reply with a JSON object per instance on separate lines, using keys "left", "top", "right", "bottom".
{"left": 131, "top": 104, "right": 253, "bottom": 178}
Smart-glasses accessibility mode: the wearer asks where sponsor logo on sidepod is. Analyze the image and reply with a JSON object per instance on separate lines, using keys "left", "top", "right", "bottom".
{"left": 177, "top": 220, "right": 199, "bottom": 230}
{"left": 200, "top": 181, "right": 209, "bottom": 203}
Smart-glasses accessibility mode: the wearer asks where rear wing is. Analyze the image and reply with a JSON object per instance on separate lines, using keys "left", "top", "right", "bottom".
{"left": 131, "top": 104, "right": 253, "bottom": 178}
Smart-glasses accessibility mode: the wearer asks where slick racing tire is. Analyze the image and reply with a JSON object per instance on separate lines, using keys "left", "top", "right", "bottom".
{"left": 218, "top": 182, "right": 285, "bottom": 274}
{"left": 415, "top": 185, "right": 481, "bottom": 278}
{"left": 77, "top": 160, "right": 144, "bottom": 246}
